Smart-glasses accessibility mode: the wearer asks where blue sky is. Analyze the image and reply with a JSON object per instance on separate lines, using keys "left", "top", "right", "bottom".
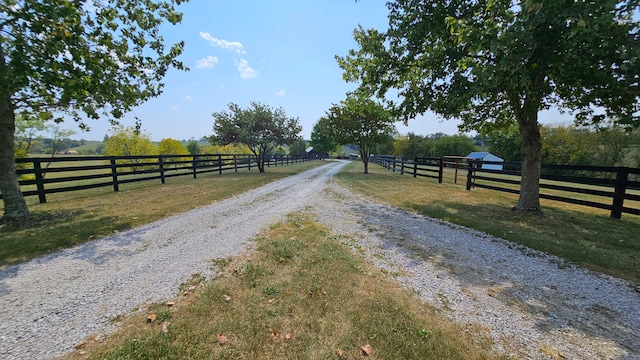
{"left": 74, "top": 0, "right": 570, "bottom": 141}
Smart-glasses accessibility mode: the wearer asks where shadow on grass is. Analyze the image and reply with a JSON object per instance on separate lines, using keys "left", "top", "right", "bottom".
{"left": 0, "top": 210, "right": 133, "bottom": 268}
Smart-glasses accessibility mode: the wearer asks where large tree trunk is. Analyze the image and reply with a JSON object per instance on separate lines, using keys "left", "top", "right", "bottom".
{"left": 358, "top": 143, "right": 370, "bottom": 174}
{"left": 515, "top": 111, "right": 542, "bottom": 212}
{"left": 0, "top": 95, "right": 29, "bottom": 219}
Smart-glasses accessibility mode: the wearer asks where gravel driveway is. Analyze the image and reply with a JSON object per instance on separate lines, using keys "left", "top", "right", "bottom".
{"left": 0, "top": 161, "right": 638, "bottom": 359}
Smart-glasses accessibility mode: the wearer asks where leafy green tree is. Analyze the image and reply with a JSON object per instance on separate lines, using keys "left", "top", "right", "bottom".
{"left": 15, "top": 115, "right": 47, "bottom": 155}
{"left": 323, "top": 96, "right": 395, "bottom": 174}
{"left": 211, "top": 102, "right": 302, "bottom": 173}
{"left": 186, "top": 140, "right": 201, "bottom": 155}
{"left": 433, "top": 135, "right": 477, "bottom": 158}
{"left": 103, "top": 125, "right": 158, "bottom": 172}
{"left": 482, "top": 124, "right": 522, "bottom": 162}
{"left": 310, "top": 117, "right": 340, "bottom": 155}
{"left": 0, "top": 1, "right": 188, "bottom": 219}
{"left": 288, "top": 139, "right": 308, "bottom": 157}
{"left": 338, "top": 0, "right": 639, "bottom": 212}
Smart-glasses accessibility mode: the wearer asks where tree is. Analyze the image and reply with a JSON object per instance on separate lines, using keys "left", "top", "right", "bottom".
{"left": 211, "top": 102, "right": 302, "bottom": 173}
{"left": 433, "top": 135, "right": 477, "bottom": 158}
{"left": 310, "top": 117, "right": 340, "bottom": 154}
{"left": 323, "top": 96, "right": 395, "bottom": 174}
{"left": 159, "top": 138, "right": 188, "bottom": 168}
{"left": 103, "top": 125, "right": 158, "bottom": 172}
{"left": 338, "top": 0, "right": 639, "bottom": 212}
{"left": 45, "top": 124, "right": 76, "bottom": 156}
{"left": 0, "top": 1, "right": 188, "bottom": 219}
{"left": 159, "top": 138, "right": 188, "bottom": 155}
{"left": 15, "top": 115, "right": 46, "bottom": 155}
{"left": 186, "top": 140, "right": 201, "bottom": 155}
{"left": 288, "top": 139, "right": 308, "bottom": 157}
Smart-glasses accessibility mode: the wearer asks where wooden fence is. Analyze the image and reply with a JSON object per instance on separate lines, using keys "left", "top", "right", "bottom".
{"left": 370, "top": 155, "right": 640, "bottom": 219}
{"left": 4, "top": 154, "right": 310, "bottom": 204}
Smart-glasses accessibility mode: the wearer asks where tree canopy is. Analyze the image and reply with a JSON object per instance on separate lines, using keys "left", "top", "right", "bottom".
{"left": 338, "top": 0, "right": 639, "bottom": 211}
{"left": 0, "top": 0, "right": 189, "bottom": 219}
{"left": 323, "top": 96, "right": 395, "bottom": 174}
{"left": 211, "top": 102, "right": 302, "bottom": 172}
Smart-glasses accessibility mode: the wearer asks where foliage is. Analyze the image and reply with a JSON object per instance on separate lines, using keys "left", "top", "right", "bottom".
{"left": 211, "top": 102, "right": 302, "bottom": 172}
{"left": 432, "top": 135, "right": 477, "bottom": 158}
{"left": 0, "top": 0, "right": 189, "bottom": 219}
{"left": 338, "top": 0, "right": 639, "bottom": 212}
{"left": 288, "top": 139, "right": 308, "bottom": 157}
{"left": 159, "top": 138, "right": 188, "bottom": 156}
{"left": 103, "top": 125, "right": 158, "bottom": 171}
{"left": 14, "top": 115, "right": 46, "bottom": 154}
{"left": 186, "top": 140, "right": 201, "bottom": 155}
{"left": 44, "top": 124, "right": 76, "bottom": 155}
{"left": 309, "top": 117, "right": 340, "bottom": 154}
{"left": 323, "top": 96, "right": 395, "bottom": 173}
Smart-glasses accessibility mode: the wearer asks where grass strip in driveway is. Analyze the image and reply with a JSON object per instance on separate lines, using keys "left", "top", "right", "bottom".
{"left": 0, "top": 162, "right": 324, "bottom": 267}
{"left": 62, "top": 213, "right": 503, "bottom": 360}
{"left": 334, "top": 161, "right": 640, "bottom": 287}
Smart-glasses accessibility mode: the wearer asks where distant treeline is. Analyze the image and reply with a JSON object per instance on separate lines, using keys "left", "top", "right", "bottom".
{"left": 386, "top": 125, "right": 640, "bottom": 169}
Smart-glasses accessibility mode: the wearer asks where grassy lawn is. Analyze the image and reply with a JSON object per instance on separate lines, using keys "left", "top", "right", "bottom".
{"left": 0, "top": 161, "right": 324, "bottom": 267}
{"left": 62, "top": 213, "right": 503, "bottom": 360}
{"left": 335, "top": 162, "right": 640, "bottom": 287}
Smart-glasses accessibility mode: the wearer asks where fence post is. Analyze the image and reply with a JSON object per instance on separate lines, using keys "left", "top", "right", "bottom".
{"left": 192, "top": 155, "right": 197, "bottom": 179}
{"left": 611, "top": 167, "right": 629, "bottom": 219}
{"left": 466, "top": 161, "right": 475, "bottom": 191}
{"left": 438, "top": 157, "right": 444, "bottom": 184}
{"left": 110, "top": 157, "right": 119, "bottom": 192}
{"left": 392, "top": 157, "right": 396, "bottom": 172}
{"left": 234, "top": 155, "right": 238, "bottom": 173}
{"left": 400, "top": 157, "right": 405, "bottom": 175}
{"left": 248, "top": 155, "right": 251, "bottom": 171}
{"left": 218, "top": 155, "right": 222, "bottom": 174}
{"left": 413, "top": 157, "right": 418, "bottom": 178}
{"left": 33, "top": 160, "right": 47, "bottom": 204}
{"left": 159, "top": 156, "right": 165, "bottom": 184}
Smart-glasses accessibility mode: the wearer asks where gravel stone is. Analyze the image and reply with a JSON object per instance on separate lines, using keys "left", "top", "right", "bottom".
{"left": 0, "top": 161, "right": 638, "bottom": 359}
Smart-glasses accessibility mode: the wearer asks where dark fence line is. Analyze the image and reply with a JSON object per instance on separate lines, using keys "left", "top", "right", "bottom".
{"left": 5, "top": 154, "right": 310, "bottom": 204}
{"left": 370, "top": 155, "right": 640, "bottom": 219}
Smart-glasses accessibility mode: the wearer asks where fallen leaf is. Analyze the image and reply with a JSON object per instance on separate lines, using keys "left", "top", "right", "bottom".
{"left": 74, "top": 341, "right": 86, "bottom": 349}
{"left": 284, "top": 332, "right": 291, "bottom": 340}
{"left": 361, "top": 344, "right": 373, "bottom": 356}
{"left": 322, "top": 288, "right": 327, "bottom": 295}
{"left": 268, "top": 298, "right": 274, "bottom": 304}
{"left": 132, "top": 217, "right": 138, "bottom": 220}
{"left": 147, "top": 314, "right": 157, "bottom": 323}
{"left": 218, "top": 334, "right": 228, "bottom": 345}
{"left": 166, "top": 301, "right": 175, "bottom": 307}
{"left": 336, "top": 349, "right": 344, "bottom": 357}
{"left": 78, "top": 351, "right": 86, "bottom": 355}
{"left": 222, "top": 294, "right": 231, "bottom": 302}
{"left": 270, "top": 329, "right": 280, "bottom": 340}
{"left": 161, "top": 321, "right": 170, "bottom": 334}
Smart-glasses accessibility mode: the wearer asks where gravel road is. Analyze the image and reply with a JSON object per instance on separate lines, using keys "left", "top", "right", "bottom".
{"left": 1, "top": 161, "right": 638, "bottom": 359}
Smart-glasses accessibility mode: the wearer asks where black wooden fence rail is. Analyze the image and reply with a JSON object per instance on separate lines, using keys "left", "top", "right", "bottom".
{"left": 370, "top": 155, "right": 640, "bottom": 219}
{"left": 5, "top": 154, "right": 309, "bottom": 204}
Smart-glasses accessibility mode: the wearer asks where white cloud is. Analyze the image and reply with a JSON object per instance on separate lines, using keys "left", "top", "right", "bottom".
{"left": 185, "top": 95, "right": 193, "bottom": 101}
{"left": 195, "top": 55, "right": 219, "bottom": 68}
{"left": 171, "top": 105, "right": 180, "bottom": 111}
{"left": 276, "top": 89, "right": 286, "bottom": 96}
{"left": 199, "top": 32, "right": 245, "bottom": 54}
{"left": 235, "top": 59, "right": 258, "bottom": 79}
{"left": 220, "top": 84, "right": 225, "bottom": 88}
